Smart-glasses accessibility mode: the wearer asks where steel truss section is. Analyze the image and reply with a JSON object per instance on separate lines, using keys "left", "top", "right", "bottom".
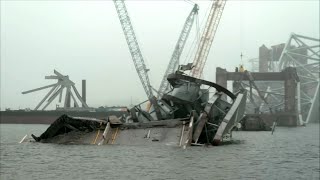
{"left": 22, "top": 70, "right": 88, "bottom": 110}
{"left": 243, "top": 33, "right": 319, "bottom": 124}
{"left": 278, "top": 33, "right": 319, "bottom": 124}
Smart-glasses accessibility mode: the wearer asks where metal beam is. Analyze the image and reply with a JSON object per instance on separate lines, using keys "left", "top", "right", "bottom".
{"left": 226, "top": 72, "right": 284, "bottom": 81}
{"left": 64, "top": 87, "right": 70, "bottom": 108}
{"left": 42, "top": 86, "right": 64, "bottom": 110}
{"left": 22, "top": 83, "right": 57, "bottom": 94}
{"left": 305, "top": 81, "right": 319, "bottom": 123}
{"left": 293, "top": 35, "right": 320, "bottom": 58}
{"left": 59, "top": 88, "right": 63, "bottom": 103}
{"left": 54, "top": 70, "right": 75, "bottom": 85}
{"left": 71, "top": 85, "right": 89, "bottom": 108}
{"left": 70, "top": 91, "right": 79, "bottom": 107}
{"left": 45, "top": 76, "right": 59, "bottom": 79}
{"left": 294, "top": 33, "right": 320, "bottom": 42}
{"left": 34, "top": 84, "right": 59, "bottom": 110}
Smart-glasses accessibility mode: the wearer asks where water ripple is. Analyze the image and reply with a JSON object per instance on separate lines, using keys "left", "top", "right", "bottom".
{"left": 0, "top": 124, "right": 319, "bottom": 180}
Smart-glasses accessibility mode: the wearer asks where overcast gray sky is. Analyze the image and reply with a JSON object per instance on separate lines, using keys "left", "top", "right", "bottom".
{"left": 1, "top": 0, "right": 319, "bottom": 110}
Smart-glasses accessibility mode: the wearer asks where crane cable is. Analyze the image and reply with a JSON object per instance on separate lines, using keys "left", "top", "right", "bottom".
{"left": 184, "top": 0, "right": 195, "bottom": 5}
{"left": 239, "top": 0, "right": 244, "bottom": 70}
{"left": 183, "top": 14, "right": 199, "bottom": 65}
{"left": 183, "top": 1, "right": 213, "bottom": 65}
{"left": 124, "top": 1, "right": 153, "bottom": 87}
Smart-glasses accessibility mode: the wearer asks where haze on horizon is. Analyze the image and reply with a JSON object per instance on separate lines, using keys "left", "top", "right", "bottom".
{"left": 1, "top": 0, "right": 319, "bottom": 110}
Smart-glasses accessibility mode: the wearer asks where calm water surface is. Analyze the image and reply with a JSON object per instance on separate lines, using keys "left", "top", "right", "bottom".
{"left": 1, "top": 124, "right": 319, "bottom": 180}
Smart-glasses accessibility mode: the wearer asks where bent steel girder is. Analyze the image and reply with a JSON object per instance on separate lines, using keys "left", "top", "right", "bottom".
{"left": 22, "top": 70, "right": 88, "bottom": 110}
{"left": 22, "top": 83, "right": 57, "bottom": 94}
{"left": 34, "top": 84, "right": 59, "bottom": 110}
{"left": 167, "top": 73, "right": 236, "bottom": 100}
{"left": 42, "top": 86, "right": 64, "bottom": 110}
{"left": 278, "top": 33, "right": 319, "bottom": 124}
{"left": 71, "top": 85, "right": 88, "bottom": 108}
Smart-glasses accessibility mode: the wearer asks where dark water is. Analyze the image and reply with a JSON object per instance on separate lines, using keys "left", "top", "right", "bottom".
{"left": 1, "top": 124, "right": 319, "bottom": 180}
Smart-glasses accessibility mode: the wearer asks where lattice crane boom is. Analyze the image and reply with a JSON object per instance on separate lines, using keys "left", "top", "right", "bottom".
{"left": 190, "top": 0, "right": 226, "bottom": 78}
{"left": 113, "top": 0, "right": 162, "bottom": 119}
{"left": 113, "top": 0, "right": 154, "bottom": 100}
{"left": 157, "top": 4, "right": 199, "bottom": 98}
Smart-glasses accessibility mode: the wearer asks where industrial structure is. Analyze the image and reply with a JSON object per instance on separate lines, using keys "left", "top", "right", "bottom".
{"left": 13, "top": 0, "right": 229, "bottom": 125}
{"left": 190, "top": 0, "right": 226, "bottom": 78}
{"left": 278, "top": 33, "right": 319, "bottom": 124}
{"left": 27, "top": 0, "right": 249, "bottom": 147}
{"left": 216, "top": 67, "right": 300, "bottom": 129}
{"left": 22, "top": 70, "right": 89, "bottom": 111}
{"left": 113, "top": 0, "right": 227, "bottom": 119}
{"left": 113, "top": 0, "right": 163, "bottom": 120}
{"left": 157, "top": 4, "right": 199, "bottom": 98}
{"left": 216, "top": 33, "right": 319, "bottom": 130}
{"left": 30, "top": 74, "right": 247, "bottom": 147}
{"left": 17, "top": 0, "right": 318, "bottom": 148}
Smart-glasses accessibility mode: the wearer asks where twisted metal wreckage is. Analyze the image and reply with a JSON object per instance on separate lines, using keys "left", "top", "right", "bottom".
{"left": 29, "top": 0, "right": 247, "bottom": 147}
{"left": 31, "top": 73, "right": 247, "bottom": 148}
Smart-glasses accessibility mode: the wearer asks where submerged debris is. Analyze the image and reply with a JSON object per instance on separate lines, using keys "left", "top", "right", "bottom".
{"left": 31, "top": 73, "right": 247, "bottom": 148}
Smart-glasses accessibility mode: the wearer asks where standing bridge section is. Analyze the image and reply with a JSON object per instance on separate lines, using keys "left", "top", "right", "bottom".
{"left": 216, "top": 67, "right": 300, "bottom": 130}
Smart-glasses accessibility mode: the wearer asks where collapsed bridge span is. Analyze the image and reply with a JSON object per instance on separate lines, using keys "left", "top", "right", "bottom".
{"left": 30, "top": 73, "right": 247, "bottom": 147}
